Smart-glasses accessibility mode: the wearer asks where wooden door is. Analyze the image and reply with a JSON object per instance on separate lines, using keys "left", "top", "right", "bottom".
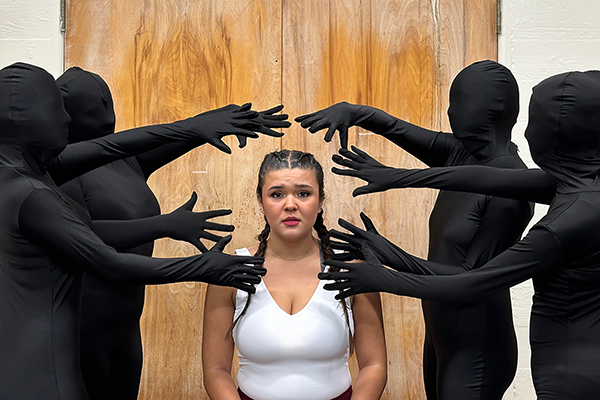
{"left": 65, "top": 1, "right": 497, "bottom": 399}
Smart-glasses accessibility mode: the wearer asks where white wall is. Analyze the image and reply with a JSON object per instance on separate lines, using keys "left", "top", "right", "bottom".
{"left": 0, "top": 0, "right": 63, "bottom": 77}
{"left": 498, "top": 1, "right": 600, "bottom": 399}
{"left": 2, "top": 1, "right": 600, "bottom": 399}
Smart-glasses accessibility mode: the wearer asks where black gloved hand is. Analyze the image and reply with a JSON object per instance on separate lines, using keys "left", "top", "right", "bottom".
{"left": 295, "top": 101, "right": 396, "bottom": 149}
{"left": 172, "top": 103, "right": 261, "bottom": 154}
{"left": 197, "top": 235, "right": 266, "bottom": 294}
{"left": 164, "top": 192, "right": 235, "bottom": 252}
{"left": 236, "top": 105, "right": 291, "bottom": 148}
{"left": 332, "top": 146, "right": 405, "bottom": 196}
{"left": 330, "top": 213, "right": 407, "bottom": 268}
{"left": 329, "top": 238, "right": 363, "bottom": 261}
{"left": 330, "top": 213, "right": 459, "bottom": 275}
{"left": 319, "top": 243, "right": 397, "bottom": 299}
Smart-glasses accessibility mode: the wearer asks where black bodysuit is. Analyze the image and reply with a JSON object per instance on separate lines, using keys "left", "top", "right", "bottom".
{"left": 321, "top": 70, "right": 600, "bottom": 400}
{"left": 298, "top": 60, "right": 533, "bottom": 400}
{"left": 0, "top": 63, "right": 265, "bottom": 400}
{"left": 57, "top": 67, "right": 201, "bottom": 400}
{"left": 55, "top": 67, "right": 289, "bottom": 400}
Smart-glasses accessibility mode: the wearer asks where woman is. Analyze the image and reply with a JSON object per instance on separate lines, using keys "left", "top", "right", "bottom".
{"left": 202, "top": 150, "right": 387, "bottom": 400}
{"left": 297, "top": 60, "right": 533, "bottom": 400}
{"left": 321, "top": 70, "right": 600, "bottom": 400}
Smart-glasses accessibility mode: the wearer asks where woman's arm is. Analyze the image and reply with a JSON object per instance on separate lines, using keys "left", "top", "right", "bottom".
{"left": 202, "top": 284, "right": 241, "bottom": 400}
{"left": 351, "top": 293, "right": 387, "bottom": 399}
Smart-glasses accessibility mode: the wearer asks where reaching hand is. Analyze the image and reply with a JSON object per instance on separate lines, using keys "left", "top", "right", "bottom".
{"left": 295, "top": 102, "right": 361, "bottom": 149}
{"left": 177, "top": 103, "right": 261, "bottom": 154}
{"left": 330, "top": 212, "right": 407, "bottom": 269}
{"left": 198, "top": 235, "right": 266, "bottom": 294}
{"left": 332, "top": 213, "right": 465, "bottom": 276}
{"left": 332, "top": 146, "right": 400, "bottom": 196}
{"left": 319, "top": 243, "right": 398, "bottom": 299}
{"left": 296, "top": 102, "right": 397, "bottom": 149}
{"left": 165, "top": 192, "right": 235, "bottom": 252}
{"left": 236, "top": 104, "right": 290, "bottom": 148}
{"left": 330, "top": 238, "right": 363, "bottom": 261}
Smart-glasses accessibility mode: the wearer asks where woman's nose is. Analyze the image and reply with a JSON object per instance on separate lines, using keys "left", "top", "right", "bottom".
{"left": 284, "top": 196, "right": 298, "bottom": 211}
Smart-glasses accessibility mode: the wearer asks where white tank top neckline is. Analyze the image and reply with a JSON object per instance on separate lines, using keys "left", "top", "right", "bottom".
{"left": 232, "top": 247, "right": 353, "bottom": 400}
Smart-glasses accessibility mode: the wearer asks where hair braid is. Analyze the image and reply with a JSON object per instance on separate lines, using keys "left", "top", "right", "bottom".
{"left": 313, "top": 211, "right": 333, "bottom": 261}
{"left": 227, "top": 220, "right": 270, "bottom": 337}
{"left": 314, "top": 211, "right": 354, "bottom": 355}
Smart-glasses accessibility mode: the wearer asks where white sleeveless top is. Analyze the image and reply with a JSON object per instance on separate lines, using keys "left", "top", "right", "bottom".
{"left": 232, "top": 248, "right": 353, "bottom": 400}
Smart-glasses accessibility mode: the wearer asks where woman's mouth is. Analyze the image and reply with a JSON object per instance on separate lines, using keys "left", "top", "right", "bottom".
{"left": 283, "top": 217, "right": 300, "bottom": 226}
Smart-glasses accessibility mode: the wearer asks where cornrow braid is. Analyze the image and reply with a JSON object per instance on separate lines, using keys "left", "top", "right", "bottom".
{"left": 255, "top": 218, "right": 271, "bottom": 258}
{"left": 314, "top": 211, "right": 333, "bottom": 261}
{"left": 314, "top": 210, "right": 354, "bottom": 355}
{"left": 227, "top": 219, "right": 270, "bottom": 337}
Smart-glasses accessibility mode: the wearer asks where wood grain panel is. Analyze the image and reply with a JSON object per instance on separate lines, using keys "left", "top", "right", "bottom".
{"left": 438, "top": 0, "right": 497, "bottom": 132}
{"left": 136, "top": 2, "right": 283, "bottom": 398}
{"left": 66, "top": 0, "right": 497, "bottom": 399}
{"left": 67, "top": 1, "right": 283, "bottom": 399}
{"left": 282, "top": 0, "right": 369, "bottom": 386}
{"left": 366, "top": 3, "right": 436, "bottom": 399}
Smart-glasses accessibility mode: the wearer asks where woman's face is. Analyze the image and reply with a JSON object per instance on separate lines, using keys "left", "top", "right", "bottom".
{"left": 259, "top": 168, "right": 322, "bottom": 242}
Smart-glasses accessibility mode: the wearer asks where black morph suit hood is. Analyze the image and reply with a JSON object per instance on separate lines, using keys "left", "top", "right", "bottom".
{"left": 448, "top": 60, "right": 519, "bottom": 160}
{"left": 0, "top": 63, "right": 71, "bottom": 173}
{"left": 526, "top": 71, "right": 600, "bottom": 191}
{"left": 57, "top": 66, "right": 115, "bottom": 143}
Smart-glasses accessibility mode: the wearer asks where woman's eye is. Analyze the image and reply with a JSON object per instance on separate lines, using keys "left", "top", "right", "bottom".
{"left": 270, "top": 191, "right": 283, "bottom": 198}
{"left": 298, "top": 191, "right": 311, "bottom": 197}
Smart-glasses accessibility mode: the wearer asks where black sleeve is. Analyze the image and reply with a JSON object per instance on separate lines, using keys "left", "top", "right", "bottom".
{"left": 380, "top": 166, "right": 556, "bottom": 204}
{"left": 351, "top": 106, "right": 453, "bottom": 167}
{"left": 48, "top": 124, "right": 205, "bottom": 186}
{"left": 90, "top": 217, "right": 170, "bottom": 252}
{"left": 135, "top": 140, "right": 204, "bottom": 180}
{"left": 57, "top": 176, "right": 163, "bottom": 251}
{"left": 296, "top": 102, "right": 454, "bottom": 167}
{"left": 17, "top": 188, "right": 258, "bottom": 285}
{"left": 460, "top": 196, "right": 533, "bottom": 271}
{"left": 385, "top": 227, "right": 562, "bottom": 301}
{"left": 376, "top": 121, "right": 452, "bottom": 168}
{"left": 378, "top": 197, "right": 532, "bottom": 275}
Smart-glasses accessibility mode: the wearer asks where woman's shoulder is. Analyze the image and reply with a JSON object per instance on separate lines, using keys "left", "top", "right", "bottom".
{"left": 236, "top": 243, "right": 260, "bottom": 256}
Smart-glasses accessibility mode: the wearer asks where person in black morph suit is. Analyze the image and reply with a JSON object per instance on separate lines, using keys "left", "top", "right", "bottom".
{"left": 0, "top": 62, "right": 266, "bottom": 400}
{"left": 55, "top": 66, "right": 290, "bottom": 400}
{"left": 320, "top": 70, "right": 600, "bottom": 400}
{"left": 296, "top": 60, "right": 533, "bottom": 400}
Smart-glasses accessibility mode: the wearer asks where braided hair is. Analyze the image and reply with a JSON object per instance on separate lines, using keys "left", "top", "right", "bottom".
{"left": 228, "top": 150, "right": 353, "bottom": 353}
